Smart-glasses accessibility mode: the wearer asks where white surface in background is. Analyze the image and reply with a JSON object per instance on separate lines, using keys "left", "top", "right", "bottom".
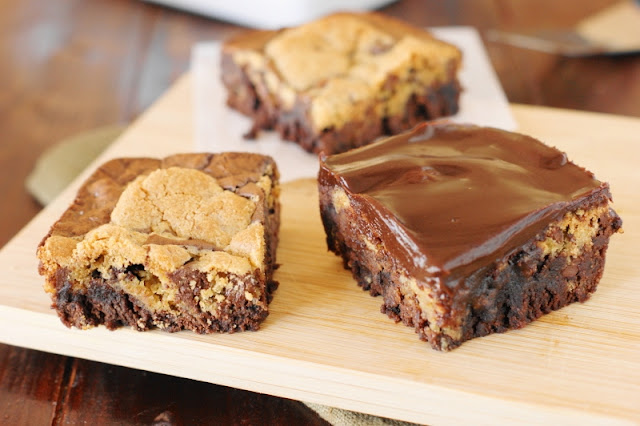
{"left": 143, "top": 0, "right": 397, "bottom": 29}
{"left": 192, "top": 27, "right": 517, "bottom": 182}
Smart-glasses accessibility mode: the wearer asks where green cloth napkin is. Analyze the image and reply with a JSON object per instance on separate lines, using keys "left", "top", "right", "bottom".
{"left": 26, "top": 129, "right": 420, "bottom": 426}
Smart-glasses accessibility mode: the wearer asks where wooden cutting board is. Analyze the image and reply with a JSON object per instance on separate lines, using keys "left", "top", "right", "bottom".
{"left": 1, "top": 74, "right": 639, "bottom": 425}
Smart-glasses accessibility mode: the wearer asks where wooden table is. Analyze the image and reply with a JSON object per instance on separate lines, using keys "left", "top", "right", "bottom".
{"left": 1, "top": 0, "right": 638, "bottom": 424}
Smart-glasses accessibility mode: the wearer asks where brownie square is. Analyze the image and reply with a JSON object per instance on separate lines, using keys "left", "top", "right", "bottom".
{"left": 319, "top": 123, "right": 622, "bottom": 351}
{"left": 222, "top": 12, "right": 462, "bottom": 155}
{"left": 37, "top": 153, "right": 280, "bottom": 333}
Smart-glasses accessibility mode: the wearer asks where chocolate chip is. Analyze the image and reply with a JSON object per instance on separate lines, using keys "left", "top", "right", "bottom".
{"left": 562, "top": 264, "right": 578, "bottom": 278}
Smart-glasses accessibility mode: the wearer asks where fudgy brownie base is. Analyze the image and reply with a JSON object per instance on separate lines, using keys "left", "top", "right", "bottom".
{"left": 222, "top": 53, "right": 460, "bottom": 155}
{"left": 38, "top": 153, "right": 280, "bottom": 334}
{"left": 320, "top": 189, "right": 621, "bottom": 350}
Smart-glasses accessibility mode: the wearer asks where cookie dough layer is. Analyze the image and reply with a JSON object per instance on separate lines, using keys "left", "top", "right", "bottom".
{"left": 38, "top": 153, "right": 280, "bottom": 333}
{"left": 222, "top": 12, "right": 462, "bottom": 154}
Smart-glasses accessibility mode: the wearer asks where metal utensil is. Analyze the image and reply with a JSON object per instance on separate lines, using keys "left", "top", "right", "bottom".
{"left": 487, "top": 0, "right": 640, "bottom": 56}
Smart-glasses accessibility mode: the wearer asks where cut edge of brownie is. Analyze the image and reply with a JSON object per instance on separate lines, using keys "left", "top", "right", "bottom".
{"left": 37, "top": 153, "right": 281, "bottom": 334}
{"left": 50, "top": 267, "right": 278, "bottom": 334}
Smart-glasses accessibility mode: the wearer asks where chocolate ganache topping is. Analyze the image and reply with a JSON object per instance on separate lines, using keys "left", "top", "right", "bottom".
{"left": 320, "top": 123, "right": 610, "bottom": 284}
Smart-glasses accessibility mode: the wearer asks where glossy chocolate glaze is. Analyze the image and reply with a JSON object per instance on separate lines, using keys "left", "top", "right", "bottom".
{"left": 320, "top": 123, "right": 611, "bottom": 284}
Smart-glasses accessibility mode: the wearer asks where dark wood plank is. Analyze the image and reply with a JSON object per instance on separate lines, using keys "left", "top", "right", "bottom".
{"left": 384, "top": 0, "right": 500, "bottom": 29}
{"left": 55, "top": 358, "right": 327, "bottom": 425}
{"left": 0, "top": 345, "right": 69, "bottom": 425}
{"left": 493, "top": 0, "right": 616, "bottom": 29}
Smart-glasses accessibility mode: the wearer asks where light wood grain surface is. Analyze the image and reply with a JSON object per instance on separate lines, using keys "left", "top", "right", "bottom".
{"left": 1, "top": 74, "right": 639, "bottom": 424}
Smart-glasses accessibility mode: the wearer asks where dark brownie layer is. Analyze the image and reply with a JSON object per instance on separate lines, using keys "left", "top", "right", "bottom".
{"left": 51, "top": 259, "right": 279, "bottom": 334}
{"left": 319, "top": 123, "right": 622, "bottom": 350}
